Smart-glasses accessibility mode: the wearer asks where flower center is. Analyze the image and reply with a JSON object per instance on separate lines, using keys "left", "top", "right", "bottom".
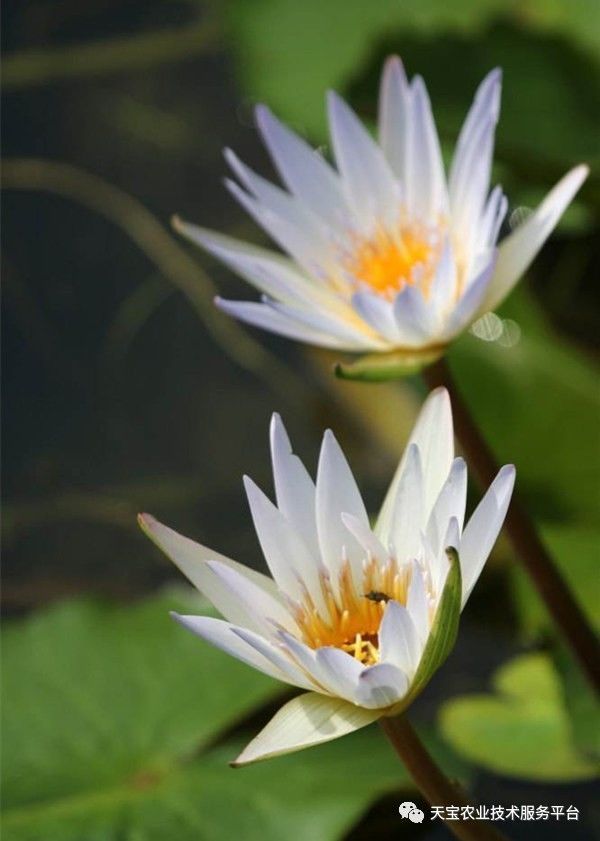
{"left": 293, "top": 556, "right": 413, "bottom": 666}
{"left": 342, "top": 222, "right": 441, "bottom": 299}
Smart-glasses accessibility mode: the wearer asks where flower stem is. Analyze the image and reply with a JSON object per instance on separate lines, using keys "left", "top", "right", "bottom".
{"left": 380, "top": 715, "right": 507, "bottom": 841}
{"left": 423, "top": 356, "right": 600, "bottom": 693}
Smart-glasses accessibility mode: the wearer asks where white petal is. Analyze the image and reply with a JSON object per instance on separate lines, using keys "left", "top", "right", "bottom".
{"left": 393, "top": 285, "right": 439, "bottom": 346}
{"left": 244, "top": 476, "right": 321, "bottom": 603}
{"left": 270, "top": 414, "right": 319, "bottom": 559}
{"left": 172, "top": 614, "right": 289, "bottom": 684}
{"left": 449, "top": 69, "right": 502, "bottom": 242}
{"left": 224, "top": 178, "right": 328, "bottom": 279}
{"left": 376, "top": 387, "right": 454, "bottom": 541}
{"left": 460, "top": 464, "right": 516, "bottom": 606}
{"left": 255, "top": 105, "right": 351, "bottom": 227}
{"left": 139, "top": 514, "right": 278, "bottom": 628}
{"left": 232, "top": 627, "right": 319, "bottom": 691}
{"left": 315, "top": 647, "right": 365, "bottom": 702}
{"left": 316, "top": 430, "right": 370, "bottom": 595}
{"left": 378, "top": 56, "right": 410, "bottom": 183}
{"left": 206, "top": 560, "right": 298, "bottom": 637}
{"left": 428, "top": 240, "right": 458, "bottom": 320}
{"left": 232, "top": 692, "right": 382, "bottom": 766}
{"left": 215, "top": 298, "right": 352, "bottom": 349}
{"left": 174, "top": 217, "right": 335, "bottom": 310}
{"left": 356, "top": 663, "right": 409, "bottom": 709}
{"left": 405, "top": 76, "right": 447, "bottom": 220}
{"left": 268, "top": 300, "right": 386, "bottom": 349}
{"left": 407, "top": 564, "right": 429, "bottom": 645}
{"left": 327, "top": 90, "right": 399, "bottom": 227}
{"left": 482, "top": 165, "right": 589, "bottom": 313}
{"left": 351, "top": 291, "right": 403, "bottom": 343}
{"left": 441, "top": 253, "right": 496, "bottom": 340}
{"left": 341, "top": 513, "right": 389, "bottom": 564}
{"left": 426, "top": 457, "right": 467, "bottom": 556}
{"left": 385, "top": 443, "right": 424, "bottom": 561}
{"left": 379, "top": 600, "right": 421, "bottom": 678}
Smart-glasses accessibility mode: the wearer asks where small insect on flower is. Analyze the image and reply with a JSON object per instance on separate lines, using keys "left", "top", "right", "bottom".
{"left": 140, "top": 389, "right": 514, "bottom": 765}
{"left": 364, "top": 591, "right": 392, "bottom": 604}
{"left": 174, "top": 57, "right": 587, "bottom": 370}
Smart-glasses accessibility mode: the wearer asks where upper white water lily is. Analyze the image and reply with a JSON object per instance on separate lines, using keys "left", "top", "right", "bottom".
{"left": 140, "top": 388, "right": 515, "bottom": 765}
{"left": 175, "top": 56, "right": 587, "bottom": 362}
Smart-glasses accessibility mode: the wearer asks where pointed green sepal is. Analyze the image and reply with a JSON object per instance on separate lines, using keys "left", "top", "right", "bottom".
{"left": 334, "top": 347, "right": 445, "bottom": 382}
{"left": 390, "top": 548, "right": 462, "bottom": 715}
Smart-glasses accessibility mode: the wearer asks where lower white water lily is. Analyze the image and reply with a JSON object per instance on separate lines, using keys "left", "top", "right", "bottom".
{"left": 174, "top": 56, "right": 587, "bottom": 369}
{"left": 140, "top": 388, "right": 515, "bottom": 765}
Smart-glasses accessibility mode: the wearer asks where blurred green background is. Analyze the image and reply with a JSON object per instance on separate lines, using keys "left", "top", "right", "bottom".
{"left": 2, "top": 1, "right": 599, "bottom": 839}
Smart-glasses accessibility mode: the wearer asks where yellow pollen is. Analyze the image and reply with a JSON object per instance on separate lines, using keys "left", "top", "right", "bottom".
{"left": 293, "top": 556, "right": 413, "bottom": 667}
{"left": 345, "top": 225, "right": 434, "bottom": 299}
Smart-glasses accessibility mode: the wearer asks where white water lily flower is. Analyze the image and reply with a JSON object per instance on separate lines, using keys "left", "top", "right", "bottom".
{"left": 174, "top": 56, "right": 588, "bottom": 362}
{"left": 140, "top": 388, "right": 515, "bottom": 765}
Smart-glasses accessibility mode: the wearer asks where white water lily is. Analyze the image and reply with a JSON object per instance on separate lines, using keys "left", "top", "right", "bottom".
{"left": 174, "top": 56, "right": 587, "bottom": 360}
{"left": 140, "top": 388, "right": 515, "bottom": 765}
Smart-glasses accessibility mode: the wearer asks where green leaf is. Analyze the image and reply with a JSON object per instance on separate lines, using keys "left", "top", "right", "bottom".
{"left": 404, "top": 548, "right": 462, "bottom": 705}
{"left": 553, "top": 644, "right": 600, "bottom": 762}
{"left": 439, "top": 653, "right": 599, "bottom": 782}
{"left": 334, "top": 347, "right": 445, "bottom": 382}
{"left": 450, "top": 287, "right": 600, "bottom": 524}
{"left": 228, "top": 1, "right": 600, "bottom": 170}
{"left": 1, "top": 590, "right": 469, "bottom": 840}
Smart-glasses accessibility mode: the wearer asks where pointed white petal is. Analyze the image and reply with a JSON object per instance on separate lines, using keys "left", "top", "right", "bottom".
{"left": 341, "top": 513, "right": 389, "bottom": 564}
{"left": 442, "top": 253, "right": 496, "bottom": 339}
{"left": 460, "top": 464, "right": 516, "bottom": 606}
{"left": 232, "top": 692, "right": 381, "bottom": 766}
{"left": 255, "top": 105, "right": 351, "bottom": 227}
{"left": 172, "top": 614, "right": 289, "bottom": 683}
{"left": 449, "top": 69, "right": 502, "bottom": 242}
{"left": 233, "top": 627, "right": 319, "bottom": 691}
{"left": 405, "top": 76, "right": 448, "bottom": 219}
{"left": 215, "top": 298, "right": 351, "bottom": 349}
{"left": 315, "top": 647, "right": 365, "bottom": 702}
{"left": 270, "top": 414, "right": 319, "bottom": 559}
{"left": 351, "top": 291, "right": 403, "bottom": 343}
{"left": 482, "top": 165, "right": 589, "bottom": 313}
{"left": 206, "top": 560, "right": 298, "bottom": 636}
{"left": 428, "top": 240, "right": 458, "bottom": 320}
{"left": 378, "top": 56, "right": 410, "bottom": 183}
{"left": 327, "top": 90, "right": 399, "bottom": 226}
{"left": 356, "top": 663, "right": 409, "bottom": 709}
{"left": 379, "top": 600, "right": 421, "bottom": 677}
{"left": 386, "top": 443, "right": 424, "bottom": 561}
{"left": 268, "top": 300, "right": 385, "bottom": 349}
{"left": 316, "top": 430, "right": 370, "bottom": 594}
{"left": 139, "top": 514, "right": 278, "bottom": 628}
{"left": 426, "top": 457, "right": 467, "bottom": 555}
{"left": 392, "top": 285, "right": 439, "bottom": 346}
{"left": 244, "top": 476, "right": 321, "bottom": 603}
{"left": 376, "top": 387, "right": 454, "bottom": 540}
{"left": 174, "top": 217, "right": 336, "bottom": 310}
{"left": 407, "top": 564, "right": 429, "bottom": 644}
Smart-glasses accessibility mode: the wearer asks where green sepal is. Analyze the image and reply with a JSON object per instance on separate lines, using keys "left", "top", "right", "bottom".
{"left": 334, "top": 347, "right": 445, "bottom": 382}
{"left": 390, "top": 548, "right": 462, "bottom": 715}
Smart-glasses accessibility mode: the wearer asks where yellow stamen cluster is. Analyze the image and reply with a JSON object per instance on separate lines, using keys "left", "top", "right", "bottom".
{"left": 293, "top": 556, "right": 412, "bottom": 666}
{"left": 343, "top": 223, "right": 438, "bottom": 299}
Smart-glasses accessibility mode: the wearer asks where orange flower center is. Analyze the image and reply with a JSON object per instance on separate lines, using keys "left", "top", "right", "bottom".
{"left": 293, "top": 556, "right": 413, "bottom": 666}
{"left": 343, "top": 223, "right": 439, "bottom": 299}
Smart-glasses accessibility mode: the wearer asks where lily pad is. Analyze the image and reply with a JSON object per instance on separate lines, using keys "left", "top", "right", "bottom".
{"left": 439, "top": 653, "right": 599, "bottom": 782}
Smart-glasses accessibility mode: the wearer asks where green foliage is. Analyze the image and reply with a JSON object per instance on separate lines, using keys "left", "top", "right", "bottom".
{"left": 1, "top": 589, "right": 467, "bottom": 840}
{"left": 439, "top": 653, "right": 600, "bottom": 782}
{"left": 450, "top": 288, "right": 600, "bottom": 525}
{"left": 227, "top": 0, "right": 600, "bottom": 176}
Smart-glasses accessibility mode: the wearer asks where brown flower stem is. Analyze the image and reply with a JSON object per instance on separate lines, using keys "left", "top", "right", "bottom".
{"left": 423, "top": 357, "right": 600, "bottom": 694}
{"left": 380, "top": 715, "right": 508, "bottom": 841}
